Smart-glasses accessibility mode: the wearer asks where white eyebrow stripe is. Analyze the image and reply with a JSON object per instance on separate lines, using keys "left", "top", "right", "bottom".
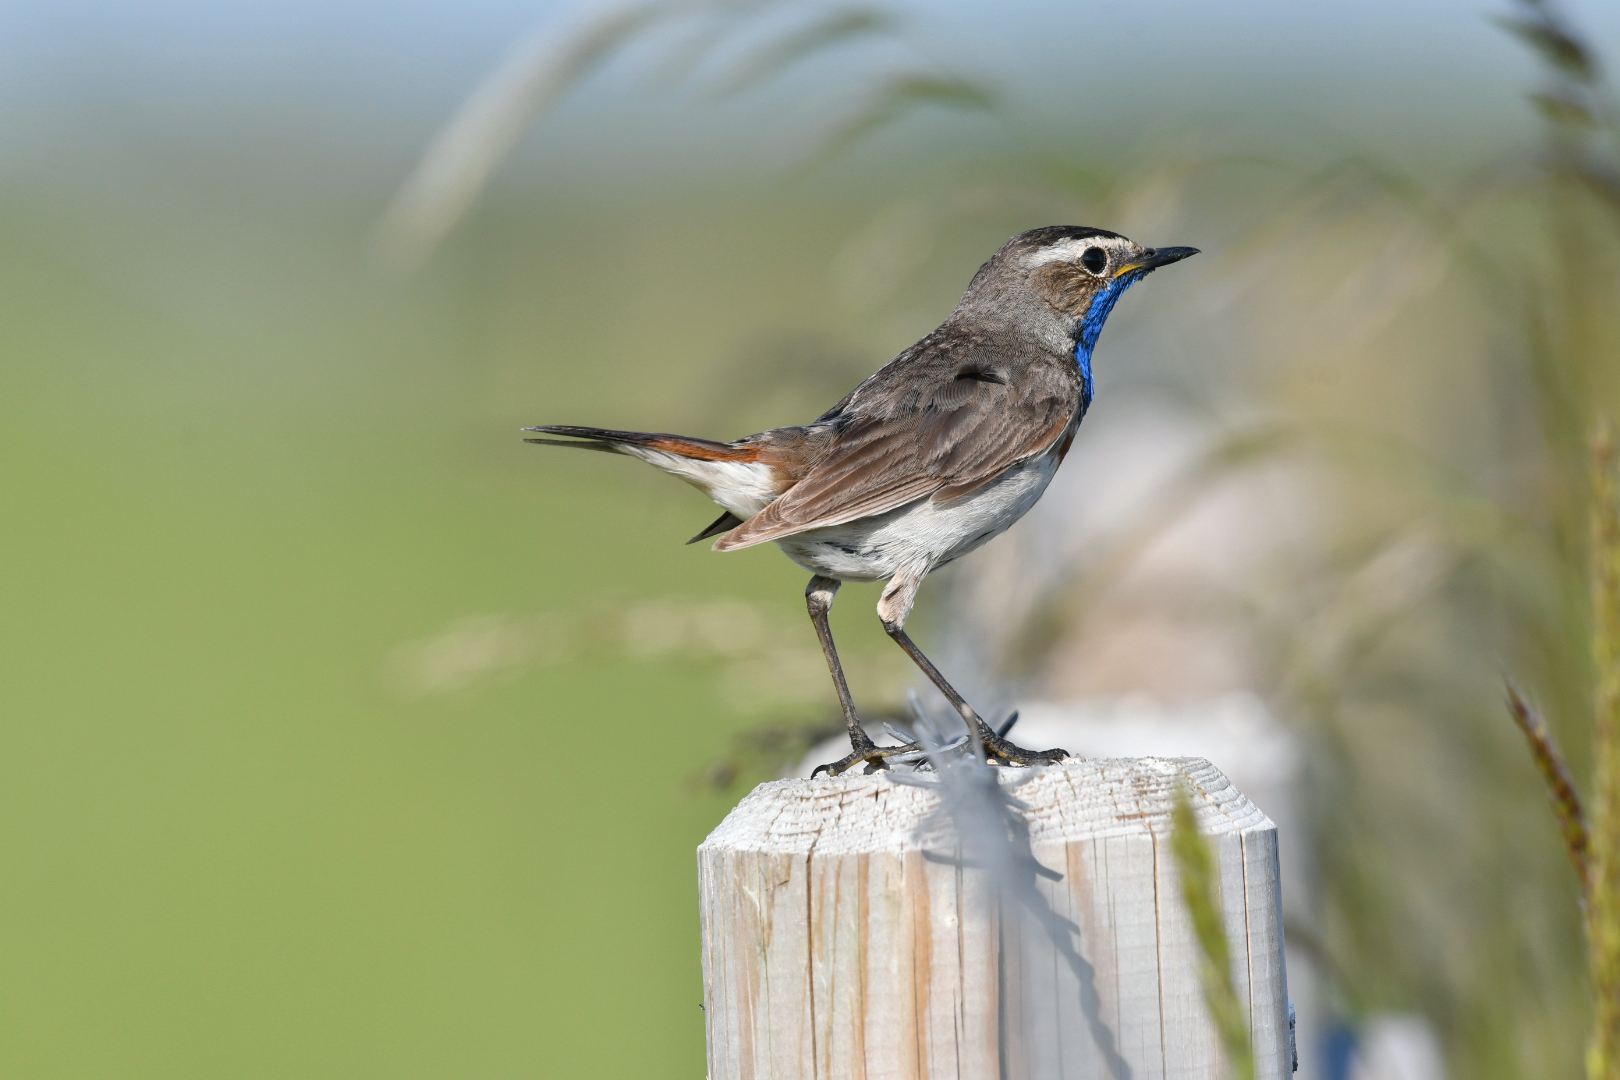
{"left": 1024, "top": 239, "right": 1090, "bottom": 267}
{"left": 1024, "top": 236, "right": 1132, "bottom": 269}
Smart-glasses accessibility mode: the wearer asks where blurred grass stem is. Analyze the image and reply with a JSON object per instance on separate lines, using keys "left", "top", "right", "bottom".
{"left": 375, "top": 0, "right": 991, "bottom": 272}
{"left": 1590, "top": 422, "right": 1620, "bottom": 1080}
{"left": 1170, "top": 784, "right": 1254, "bottom": 1080}
{"left": 1507, "top": 683, "right": 1591, "bottom": 897}
{"left": 374, "top": 2, "right": 675, "bottom": 271}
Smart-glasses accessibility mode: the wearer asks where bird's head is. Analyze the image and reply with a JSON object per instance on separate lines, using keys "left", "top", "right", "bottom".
{"left": 957, "top": 226, "right": 1198, "bottom": 359}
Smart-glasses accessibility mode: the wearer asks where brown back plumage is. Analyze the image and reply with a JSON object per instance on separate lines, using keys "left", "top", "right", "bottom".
{"left": 713, "top": 322, "right": 1080, "bottom": 550}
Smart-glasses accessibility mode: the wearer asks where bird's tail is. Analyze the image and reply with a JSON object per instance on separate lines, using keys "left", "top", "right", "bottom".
{"left": 523, "top": 425, "right": 781, "bottom": 542}
{"left": 521, "top": 425, "right": 754, "bottom": 462}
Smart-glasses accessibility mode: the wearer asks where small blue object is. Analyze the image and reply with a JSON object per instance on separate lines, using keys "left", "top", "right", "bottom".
{"left": 1322, "top": 1025, "right": 1357, "bottom": 1080}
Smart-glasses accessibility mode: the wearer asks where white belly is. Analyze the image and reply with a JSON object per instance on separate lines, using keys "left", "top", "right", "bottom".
{"left": 773, "top": 448, "right": 1063, "bottom": 582}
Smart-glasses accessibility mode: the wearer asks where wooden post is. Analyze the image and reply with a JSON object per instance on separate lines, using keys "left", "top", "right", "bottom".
{"left": 699, "top": 757, "right": 1292, "bottom": 1080}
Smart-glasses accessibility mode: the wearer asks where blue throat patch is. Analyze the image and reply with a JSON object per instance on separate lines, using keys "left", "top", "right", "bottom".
{"left": 1073, "top": 273, "right": 1142, "bottom": 407}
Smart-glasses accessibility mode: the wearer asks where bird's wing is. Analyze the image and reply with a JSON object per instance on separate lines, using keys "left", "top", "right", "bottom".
{"left": 714, "top": 348, "right": 1077, "bottom": 551}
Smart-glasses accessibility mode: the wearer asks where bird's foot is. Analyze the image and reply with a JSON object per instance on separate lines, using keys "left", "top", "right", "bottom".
{"left": 809, "top": 714, "right": 1067, "bottom": 776}
{"left": 811, "top": 732, "right": 918, "bottom": 778}
{"left": 974, "top": 712, "right": 1069, "bottom": 767}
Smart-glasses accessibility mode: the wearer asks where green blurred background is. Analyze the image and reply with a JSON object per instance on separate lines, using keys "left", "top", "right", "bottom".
{"left": 0, "top": 185, "right": 886, "bottom": 1073}
{"left": 3, "top": 1, "right": 1619, "bottom": 1076}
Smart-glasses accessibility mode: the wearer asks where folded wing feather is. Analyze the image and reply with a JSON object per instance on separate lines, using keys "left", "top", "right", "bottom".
{"left": 714, "top": 350, "right": 1077, "bottom": 551}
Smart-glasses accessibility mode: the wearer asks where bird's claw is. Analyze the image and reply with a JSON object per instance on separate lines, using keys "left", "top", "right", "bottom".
{"left": 811, "top": 734, "right": 919, "bottom": 778}
{"left": 975, "top": 720, "right": 1068, "bottom": 767}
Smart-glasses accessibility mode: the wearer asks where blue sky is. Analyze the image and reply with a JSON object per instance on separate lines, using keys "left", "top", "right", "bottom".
{"left": 2, "top": 0, "right": 1617, "bottom": 188}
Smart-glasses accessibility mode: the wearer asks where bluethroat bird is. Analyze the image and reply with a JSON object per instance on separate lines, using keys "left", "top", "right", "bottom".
{"left": 526, "top": 227, "right": 1197, "bottom": 776}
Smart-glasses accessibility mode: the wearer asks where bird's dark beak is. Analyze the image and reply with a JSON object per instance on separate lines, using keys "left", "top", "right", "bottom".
{"left": 1114, "top": 246, "right": 1199, "bottom": 278}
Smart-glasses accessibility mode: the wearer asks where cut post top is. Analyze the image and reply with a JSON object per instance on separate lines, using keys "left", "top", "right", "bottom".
{"left": 700, "top": 756, "right": 1274, "bottom": 856}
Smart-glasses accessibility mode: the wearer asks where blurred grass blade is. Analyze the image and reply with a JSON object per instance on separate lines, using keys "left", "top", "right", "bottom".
{"left": 1494, "top": 0, "right": 1599, "bottom": 83}
{"left": 1000, "top": 422, "right": 1297, "bottom": 676}
{"left": 377, "top": 0, "right": 986, "bottom": 269}
{"left": 374, "top": 2, "right": 672, "bottom": 272}
{"left": 1170, "top": 784, "right": 1255, "bottom": 1080}
{"left": 649, "top": 1, "right": 778, "bottom": 87}
{"left": 712, "top": 8, "right": 894, "bottom": 96}
{"left": 1531, "top": 89, "right": 1599, "bottom": 127}
{"left": 1506, "top": 683, "right": 1590, "bottom": 896}
{"left": 809, "top": 73, "right": 993, "bottom": 166}
{"left": 1589, "top": 421, "right": 1620, "bottom": 1080}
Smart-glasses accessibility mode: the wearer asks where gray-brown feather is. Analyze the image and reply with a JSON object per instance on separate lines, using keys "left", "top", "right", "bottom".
{"left": 715, "top": 322, "right": 1080, "bottom": 550}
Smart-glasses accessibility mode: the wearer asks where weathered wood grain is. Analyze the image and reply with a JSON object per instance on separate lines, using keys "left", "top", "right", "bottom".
{"left": 699, "top": 757, "right": 1292, "bottom": 1080}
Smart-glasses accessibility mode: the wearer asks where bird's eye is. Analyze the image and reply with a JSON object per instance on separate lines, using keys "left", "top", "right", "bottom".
{"left": 1080, "top": 247, "right": 1107, "bottom": 275}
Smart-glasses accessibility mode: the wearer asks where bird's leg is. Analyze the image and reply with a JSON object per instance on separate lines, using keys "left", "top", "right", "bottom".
{"left": 877, "top": 570, "right": 1069, "bottom": 767}
{"left": 805, "top": 575, "right": 915, "bottom": 778}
